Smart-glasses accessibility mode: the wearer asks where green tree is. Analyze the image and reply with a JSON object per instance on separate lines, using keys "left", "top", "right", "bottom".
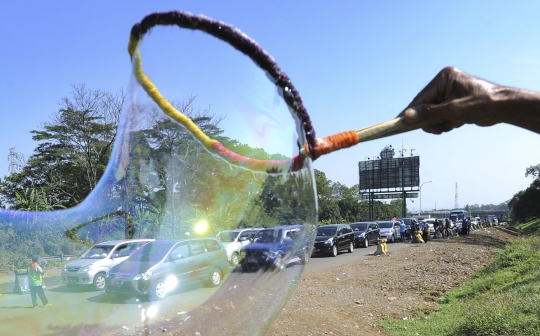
{"left": 508, "top": 164, "right": 540, "bottom": 223}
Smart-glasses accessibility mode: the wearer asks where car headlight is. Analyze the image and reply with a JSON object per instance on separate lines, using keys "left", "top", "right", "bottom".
{"left": 80, "top": 264, "right": 93, "bottom": 272}
{"left": 133, "top": 270, "right": 152, "bottom": 281}
{"left": 263, "top": 251, "right": 278, "bottom": 258}
{"left": 63, "top": 267, "right": 68, "bottom": 272}
{"left": 358, "top": 233, "right": 365, "bottom": 238}
{"left": 325, "top": 238, "right": 333, "bottom": 245}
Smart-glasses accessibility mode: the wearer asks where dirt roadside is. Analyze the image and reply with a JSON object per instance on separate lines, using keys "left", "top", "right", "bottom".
{"left": 267, "top": 227, "right": 516, "bottom": 336}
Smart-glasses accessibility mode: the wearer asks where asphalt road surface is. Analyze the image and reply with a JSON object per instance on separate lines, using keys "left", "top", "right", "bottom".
{"left": 0, "top": 242, "right": 409, "bottom": 335}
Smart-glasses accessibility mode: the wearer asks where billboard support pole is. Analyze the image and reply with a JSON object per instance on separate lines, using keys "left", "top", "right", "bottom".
{"left": 401, "top": 158, "right": 406, "bottom": 218}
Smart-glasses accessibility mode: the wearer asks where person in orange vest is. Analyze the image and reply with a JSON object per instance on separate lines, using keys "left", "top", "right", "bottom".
{"left": 28, "top": 255, "right": 52, "bottom": 308}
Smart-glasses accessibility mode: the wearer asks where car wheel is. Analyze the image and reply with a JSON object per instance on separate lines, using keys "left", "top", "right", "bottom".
{"left": 331, "top": 245, "right": 338, "bottom": 257}
{"left": 301, "top": 250, "right": 310, "bottom": 265}
{"left": 93, "top": 273, "right": 106, "bottom": 291}
{"left": 364, "top": 238, "right": 369, "bottom": 248}
{"left": 272, "top": 254, "right": 285, "bottom": 271}
{"left": 230, "top": 252, "right": 240, "bottom": 266}
{"left": 207, "top": 268, "right": 222, "bottom": 287}
{"left": 240, "top": 261, "right": 250, "bottom": 272}
{"left": 348, "top": 241, "right": 354, "bottom": 253}
{"left": 149, "top": 281, "right": 167, "bottom": 301}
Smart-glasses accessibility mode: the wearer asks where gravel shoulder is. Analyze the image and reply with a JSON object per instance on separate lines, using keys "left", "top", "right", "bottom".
{"left": 267, "top": 227, "right": 516, "bottom": 336}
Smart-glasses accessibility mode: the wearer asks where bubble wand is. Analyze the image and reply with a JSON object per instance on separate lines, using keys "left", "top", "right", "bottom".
{"left": 129, "top": 11, "right": 434, "bottom": 173}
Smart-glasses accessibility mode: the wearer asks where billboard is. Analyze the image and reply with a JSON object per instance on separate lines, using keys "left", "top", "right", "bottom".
{"left": 359, "top": 155, "right": 420, "bottom": 191}
{"left": 359, "top": 192, "right": 418, "bottom": 200}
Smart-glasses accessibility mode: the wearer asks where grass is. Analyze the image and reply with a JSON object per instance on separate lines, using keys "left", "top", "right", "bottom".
{"left": 513, "top": 218, "right": 540, "bottom": 236}
{"left": 379, "top": 222, "right": 540, "bottom": 336}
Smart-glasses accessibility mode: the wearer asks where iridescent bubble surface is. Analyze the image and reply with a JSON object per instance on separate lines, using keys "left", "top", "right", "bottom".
{"left": 1, "top": 25, "right": 316, "bottom": 335}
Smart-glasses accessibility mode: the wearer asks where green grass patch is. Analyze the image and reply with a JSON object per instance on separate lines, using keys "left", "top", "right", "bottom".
{"left": 379, "top": 236, "right": 540, "bottom": 335}
{"left": 513, "top": 218, "right": 540, "bottom": 236}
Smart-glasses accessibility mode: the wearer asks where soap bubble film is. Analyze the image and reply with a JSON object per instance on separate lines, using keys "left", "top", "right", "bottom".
{"left": 0, "top": 16, "right": 317, "bottom": 336}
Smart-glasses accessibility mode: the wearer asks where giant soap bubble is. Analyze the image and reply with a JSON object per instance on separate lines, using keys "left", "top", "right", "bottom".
{"left": 1, "top": 11, "right": 317, "bottom": 335}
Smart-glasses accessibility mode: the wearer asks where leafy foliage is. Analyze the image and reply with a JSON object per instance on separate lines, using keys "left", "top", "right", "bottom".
{"left": 509, "top": 164, "right": 540, "bottom": 223}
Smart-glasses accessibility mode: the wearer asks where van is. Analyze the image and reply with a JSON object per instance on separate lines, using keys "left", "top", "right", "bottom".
{"left": 105, "top": 238, "right": 230, "bottom": 300}
{"left": 62, "top": 239, "right": 154, "bottom": 290}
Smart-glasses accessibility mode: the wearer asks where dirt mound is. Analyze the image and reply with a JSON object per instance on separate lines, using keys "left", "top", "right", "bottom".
{"left": 267, "top": 227, "right": 515, "bottom": 336}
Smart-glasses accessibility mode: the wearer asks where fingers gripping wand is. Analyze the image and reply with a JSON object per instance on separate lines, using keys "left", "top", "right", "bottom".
{"left": 129, "top": 11, "right": 436, "bottom": 173}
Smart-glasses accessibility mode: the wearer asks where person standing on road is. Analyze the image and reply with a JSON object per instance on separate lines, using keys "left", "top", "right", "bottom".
{"left": 28, "top": 255, "right": 51, "bottom": 308}
{"left": 421, "top": 221, "right": 430, "bottom": 242}
{"left": 433, "top": 219, "right": 440, "bottom": 239}
{"left": 399, "top": 220, "right": 406, "bottom": 243}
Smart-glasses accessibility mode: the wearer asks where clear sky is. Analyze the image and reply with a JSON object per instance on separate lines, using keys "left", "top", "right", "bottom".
{"left": 1, "top": 1, "right": 539, "bottom": 211}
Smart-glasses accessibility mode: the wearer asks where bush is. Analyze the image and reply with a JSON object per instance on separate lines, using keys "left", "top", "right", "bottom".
{"left": 27, "top": 242, "right": 44, "bottom": 257}
{"left": 44, "top": 242, "right": 61, "bottom": 256}
{"left": 60, "top": 241, "right": 76, "bottom": 255}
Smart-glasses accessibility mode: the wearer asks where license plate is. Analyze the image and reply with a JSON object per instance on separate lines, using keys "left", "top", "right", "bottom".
{"left": 68, "top": 278, "right": 79, "bottom": 283}
{"left": 247, "top": 257, "right": 257, "bottom": 263}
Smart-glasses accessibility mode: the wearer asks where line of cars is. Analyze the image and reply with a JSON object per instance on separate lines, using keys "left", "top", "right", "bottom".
{"left": 61, "top": 237, "right": 231, "bottom": 300}
{"left": 58, "top": 219, "right": 417, "bottom": 300}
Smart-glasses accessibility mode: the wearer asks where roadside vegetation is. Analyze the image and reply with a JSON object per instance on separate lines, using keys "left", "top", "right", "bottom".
{"left": 379, "top": 219, "right": 540, "bottom": 336}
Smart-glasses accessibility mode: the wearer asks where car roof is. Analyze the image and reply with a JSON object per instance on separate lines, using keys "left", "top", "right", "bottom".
{"left": 96, "top": 239, "right": 155, "bottom": 246}
{"left": 318, "top": 224, "right": 349, "bottom": 228}
{"left": 219, "top": 228, "right": 261, "bottom": 233}
{"left": 259, "top": 225, "right": 305, "bottom": 230}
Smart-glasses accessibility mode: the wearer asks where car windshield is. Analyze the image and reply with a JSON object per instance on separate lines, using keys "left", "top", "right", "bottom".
{"left": 217, "top": 231, "right": 240, "bottom": 242}
{"left": 254, "top": 229, "right": 281, "bottom": 243}
{"left": 399, "top": 218, "right": 411, "bottom": 225}
{"left": 316, "top": 227, "right": 337, "bottom": 236}
{"left": 378, "top": 222, "right": 394, "bottom": 229}
{"left": 81, "top": 246, "right": 114, "bottom": 259}
{"left": 350, "top": 223, "right": 368, "bottom": 231}
{"left": 128, "top": 242, "right": 177, "bottom": 262}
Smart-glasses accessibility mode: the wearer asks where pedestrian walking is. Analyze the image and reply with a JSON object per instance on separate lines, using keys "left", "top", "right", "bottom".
{"left": 28, "top": 255, "right": 51, "bottom": 308}
{"left": 400, "top": 220, "right": 406, "bottom": 242}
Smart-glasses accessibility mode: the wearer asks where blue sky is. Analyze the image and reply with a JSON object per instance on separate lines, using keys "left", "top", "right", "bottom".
{"left": 1, "top": 1, "right": 539, "bottom": 211}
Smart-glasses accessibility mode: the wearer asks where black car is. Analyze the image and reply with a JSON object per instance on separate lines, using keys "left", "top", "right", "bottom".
{"left": 239, "top": 225, "right": 311, "bottom": 272}
{"left": 105, "top": 238, "right": 230, "bottom": 300}
{"left": 312, "top": 224, "right": 355, "bottom": 257}
{"left": 350, "top": 222, "right": 380, "bottom": 248}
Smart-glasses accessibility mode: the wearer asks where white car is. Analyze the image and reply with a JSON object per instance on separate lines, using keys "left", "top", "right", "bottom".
{"left": 423, "top": 219, "right": 436, "bottom": 235}
{"left": 62, "top": 239, "right": 154, "bottom": 290}
{"left": 377, "top": 221, "right": 400, "bottom": 243}
{"left": 217, "top": 228, "right": 261, "bottom": 265}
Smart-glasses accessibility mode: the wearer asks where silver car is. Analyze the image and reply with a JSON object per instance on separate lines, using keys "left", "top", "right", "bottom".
{"left": 377, "top": 221, "right": 400, "bottom": 243}
{"left": 62, "top": 239, "right": 154, "bottom": 290}
{"left": 217, "top": 228, "right": 261, "bottom": 265}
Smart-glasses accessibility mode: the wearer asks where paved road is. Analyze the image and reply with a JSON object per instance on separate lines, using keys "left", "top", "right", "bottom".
{"left": 0, "top": 241, "right": 409, "bottom": 335}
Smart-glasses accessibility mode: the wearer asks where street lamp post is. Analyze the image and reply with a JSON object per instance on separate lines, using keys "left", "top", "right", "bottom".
{"left": 420, "top": 181, "right": 432, "bottom": 215}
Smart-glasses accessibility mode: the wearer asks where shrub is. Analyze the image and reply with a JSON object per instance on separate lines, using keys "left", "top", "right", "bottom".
{"left": 44, "top": 242, "right": 61, "bottom": 256}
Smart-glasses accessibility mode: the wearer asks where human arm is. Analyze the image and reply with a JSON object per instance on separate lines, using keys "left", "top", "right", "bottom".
{"left": 399, "top": 67, "right": 540, "bottom": 134}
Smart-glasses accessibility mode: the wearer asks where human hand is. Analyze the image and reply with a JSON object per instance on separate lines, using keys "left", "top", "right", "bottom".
{"left": 398, "top": 67, "right": 508, "bottom": 134}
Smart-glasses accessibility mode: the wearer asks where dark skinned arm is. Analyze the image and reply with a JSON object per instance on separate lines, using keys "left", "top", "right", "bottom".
{"left": 398, "top": 67, "right": 540, "bottom": 135}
